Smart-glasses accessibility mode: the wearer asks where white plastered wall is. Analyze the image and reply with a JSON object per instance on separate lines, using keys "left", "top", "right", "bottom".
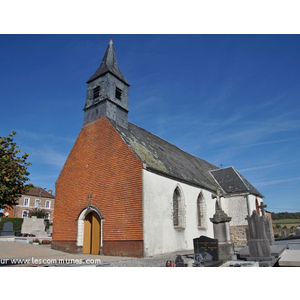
{"left": 222, "top": 194, "right": 263, "bottom": 226}
{"left": 142, "top": 169, "right": 216, "bottom": 257}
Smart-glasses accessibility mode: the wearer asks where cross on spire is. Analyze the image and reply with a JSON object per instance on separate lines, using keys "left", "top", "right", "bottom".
{"left": 258, "top": 201, "right": 267, "bottom": 217}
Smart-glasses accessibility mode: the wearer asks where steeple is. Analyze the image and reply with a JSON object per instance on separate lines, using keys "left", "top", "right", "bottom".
{"left": 83, "top": 39, "right": 130, "bottom": 128}
{"left": 87, "top": 39, "right": 129, "bottom": 85}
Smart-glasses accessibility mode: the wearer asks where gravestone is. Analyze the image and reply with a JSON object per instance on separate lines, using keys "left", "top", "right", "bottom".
{"left": 193, "top": 235, "right": 219, "bottom": 261}
{"left": 209, "top": 199, "right": 236, "bottom": 261}
{"left": 246, "top": 210, "right": 272, "bottom": 259}
{"left": 239, "top": 203, "right": 287, "bottom": 266}
{"left": 0, "top": 222, "right": 15, "bottom": 236}
{"left": 258, "top": 202, "right": 274, "bottom": 245}
{"left": 21, "top": 216, "right": 48, "bottom": 237}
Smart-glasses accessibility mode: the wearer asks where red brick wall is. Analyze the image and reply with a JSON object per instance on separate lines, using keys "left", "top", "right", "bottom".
{"left": 52, "top": 117, "right": 144, "bottom": 256}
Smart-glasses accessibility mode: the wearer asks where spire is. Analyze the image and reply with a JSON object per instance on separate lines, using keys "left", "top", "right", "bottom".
{"left": 87, "top": 39, "right": 129, "bottom": 86}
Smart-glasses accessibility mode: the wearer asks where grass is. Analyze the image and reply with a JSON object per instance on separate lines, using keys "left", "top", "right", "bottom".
{"left": 272, "top": 219, "right": 300, "bottom": 231}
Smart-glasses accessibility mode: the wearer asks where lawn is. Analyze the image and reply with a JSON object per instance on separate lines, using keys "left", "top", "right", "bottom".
{"left": 272, "top": 218, "right": 300, "bottom": 229}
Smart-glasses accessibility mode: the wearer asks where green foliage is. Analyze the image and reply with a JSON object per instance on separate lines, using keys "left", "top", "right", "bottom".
{"left": 0, "top": 218, "right": 23, "bottom": 231}
{"left": 0, "top": 131, "right": 33, "bottom": 209}
{"left": 271, "top": 212, "right": 300, "bottom": 220}
{"left": 28, "top": 207, "right": 46, "bottom": 219}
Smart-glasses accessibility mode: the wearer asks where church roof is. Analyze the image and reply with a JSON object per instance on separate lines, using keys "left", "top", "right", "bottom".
{"left": 113, "top": 121, "right": 219, "bottom": 192}
{"left": 87, "top": 39, "right": 129, "bottom": 85}
{"left": 113, "top": 120, "right": 263, "bottom": 197}
{"left": 210, "top": 167, "right": 263, "bottom": 197}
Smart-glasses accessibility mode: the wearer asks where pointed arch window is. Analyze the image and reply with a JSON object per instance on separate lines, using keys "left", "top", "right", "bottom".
{"left": 197, "top": 192, "right": 207, "bottom": 229}
{"left": 173, "top": 186, "right": 185, "bottom": 229}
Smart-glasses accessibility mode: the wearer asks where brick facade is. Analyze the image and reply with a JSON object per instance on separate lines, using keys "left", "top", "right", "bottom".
{"left": 3, "top": 188, "right": 55, "bottom": 222}
{"left": 52, "top": 117, "right": 144, "bottom": 257}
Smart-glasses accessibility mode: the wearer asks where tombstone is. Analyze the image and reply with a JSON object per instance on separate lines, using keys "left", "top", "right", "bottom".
{"left": 209, "top": 199, "right": 236, "bottom": 261}
{"left": 0, "top": 222, "right": 15, "bottom": 236}
{"left": 21, "top": 216, "right": 48, "bottom": 237}
{"left": 258, "top": 202, "right": 274, "bottom": 245}
{"left": 239, "top": 203, "right": 287, "bottom": 266}
{"left": 193, "top": 235, "right": 219, "bottom": 261}
{"left": 245, "top": 210, "right": 272, "bottom": 260}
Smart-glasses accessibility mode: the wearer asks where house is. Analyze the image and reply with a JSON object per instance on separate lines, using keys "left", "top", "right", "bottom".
{"left": 51, "top": 39, "right": 264, "bottom": 257}
{"left": 4, "top": 186, "right": 55, "bottom": 222}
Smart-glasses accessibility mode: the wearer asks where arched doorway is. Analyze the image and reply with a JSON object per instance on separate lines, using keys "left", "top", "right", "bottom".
{"left": 83, "top": 211, "right": 101, "bottom": 254}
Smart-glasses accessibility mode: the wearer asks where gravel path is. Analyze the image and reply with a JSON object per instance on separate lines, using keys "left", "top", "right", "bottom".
{"left": 109, "top": 251, "right": 194, "bottom": 267}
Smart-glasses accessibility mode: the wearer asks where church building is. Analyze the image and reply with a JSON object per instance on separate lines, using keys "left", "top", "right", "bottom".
{"left": 51, "top": 39, "right": 264, "bottom": 257}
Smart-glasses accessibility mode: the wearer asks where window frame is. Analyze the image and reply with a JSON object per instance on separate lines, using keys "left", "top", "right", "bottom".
{"left": 93, "top": 86, "right": 100, "bottom": 99}
{"left": 172, "top": 185, "right": 186, "bottom": 229}
{"left": 35, "top": 199, "right": 41, "bottom": 208}
{"left": 22, "top": 210, "right": 29, "bottom": 218}
{"left": 115, "top": 87, "right": 122, "bottom": 100}
{"left": 23, "top": 197, "right": 30, "bottom": 207}
{"left": 45, "top": 200, "right": 51, "bottom": 209}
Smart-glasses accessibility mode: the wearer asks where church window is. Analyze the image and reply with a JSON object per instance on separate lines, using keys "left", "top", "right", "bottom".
{"left": 197, "top": 192, "right": 207, "bottom": 229}
{"left": 173, "top": 186, "right": 186, "bottom": 229}
{"left": 115, "top": 87, "right": 122, "bottom": 100}
{"left": 93, "top": 86, "right": 100, "bottom": 99}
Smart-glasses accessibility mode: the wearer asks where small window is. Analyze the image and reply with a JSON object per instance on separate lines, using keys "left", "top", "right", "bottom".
{"left": 172, "top": 186, "right": 185, "bottom": 229}
{"left": 35, "top": 199, "right": 40, "bottom": 208}
{"left": 196, "top": 192, "right": 207, "bottom": 229}
{"left": 93, "top": 86, "right": 100, "bottom": 99}
{"left": 44, "top": 212, "right": 50, "bottom": 220}
{"left": 24, "top": 197, "right": 30, "bottom": 207}
{"left": 115, "top": 87, "right": 122, "bottom": 100}
{"left": 22, "top": 210, "right": 29, "bottom": 218}
{"left": 45, "top": 200, "right": 51, "bottom": 209}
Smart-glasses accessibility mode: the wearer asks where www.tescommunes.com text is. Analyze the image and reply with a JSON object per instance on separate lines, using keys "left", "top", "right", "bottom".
{"left": 1, "top": 258, "right": 102, "bottom": 265}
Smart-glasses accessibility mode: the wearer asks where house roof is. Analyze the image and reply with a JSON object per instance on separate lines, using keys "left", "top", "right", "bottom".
{"left": 24, "top": 186, "right": 55, "bottom": 199}
{"left": 210, "top": 167, "right": 263, "bottom": 197}
{"left": 86, "top": 39, "right": 129, "bottom": 85}
{"left": 114, "top": 121, "right": 219, "bottom": 192}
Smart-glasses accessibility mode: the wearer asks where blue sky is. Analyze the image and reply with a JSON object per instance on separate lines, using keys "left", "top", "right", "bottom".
{"left": 1, "top": 34, "right": 300, "bottom": 213}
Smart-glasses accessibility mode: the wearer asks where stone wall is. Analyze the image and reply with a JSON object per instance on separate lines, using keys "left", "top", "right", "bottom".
{"left": 230, "top": 225, "right": 248, "bottom": 247}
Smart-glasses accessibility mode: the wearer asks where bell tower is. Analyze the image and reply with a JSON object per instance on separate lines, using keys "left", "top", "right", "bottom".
{"left": 83, "top": 39, "right": 130, "bottom": 128}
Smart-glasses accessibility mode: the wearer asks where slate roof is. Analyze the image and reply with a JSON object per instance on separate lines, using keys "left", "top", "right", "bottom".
{"left": 24, "top": 186, "right": 55, "bottom": 199}
{"left": 114, "top": 121, "right": 219, "bottom": 192}
{"left": 87, "top": 39, "right": 129, "bottom": 85}
{"left": 210, "top": 167, "right": 263, "bottom": 197}
{"left": 112, "top": 121, "right": 263, "bottom": 197}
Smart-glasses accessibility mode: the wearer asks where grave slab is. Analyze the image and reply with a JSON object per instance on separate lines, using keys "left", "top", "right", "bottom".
{"left": 278, "top": 250, "right": 300, "bottom": 267}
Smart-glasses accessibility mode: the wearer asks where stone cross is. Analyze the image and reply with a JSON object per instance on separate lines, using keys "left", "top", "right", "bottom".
{"left": 258, "top": 201, "right": 267, "bottom": 217}
{"left": 87, "top": 193, "right": 92, "bottom": 206}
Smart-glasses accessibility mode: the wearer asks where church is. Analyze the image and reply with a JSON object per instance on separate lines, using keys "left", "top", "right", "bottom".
{"left": 51, "top": 39, "right": 264, "bottom": 257}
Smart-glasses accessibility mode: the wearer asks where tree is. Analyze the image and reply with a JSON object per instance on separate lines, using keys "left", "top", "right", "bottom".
{"left": 0, "top": 131, "right": 33, "bottom": 210}
{"left": 28, "top": 207, "right": 46, "bottom": 219}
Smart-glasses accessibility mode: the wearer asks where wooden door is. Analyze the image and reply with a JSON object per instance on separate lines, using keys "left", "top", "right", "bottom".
{"left": 91, "top": 212, "right": 101, "bottom": 255}
{"left": 83, "top": 211, "right": 101, "bottom": 255}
